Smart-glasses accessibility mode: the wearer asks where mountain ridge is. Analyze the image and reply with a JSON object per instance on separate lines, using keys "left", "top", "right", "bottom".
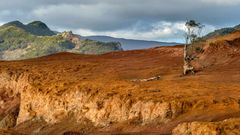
{"left": 83, "top": 35, "right": 179, "bottom": 50}
{"left": 203, "top": 24, "right": 240, "bottom": 39}
{"left": 2, "top": 20, "right": 56, "bottom": 36}
{"left": 0, "top": 21, "right": 123, "bottom": 60}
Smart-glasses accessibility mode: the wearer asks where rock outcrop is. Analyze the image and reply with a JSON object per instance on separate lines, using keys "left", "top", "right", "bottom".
{"left": 0, "top": 107, "right": 19, "bottom": 129}
{"left": 173, "top": 118, "right": 240, "bottom": 135}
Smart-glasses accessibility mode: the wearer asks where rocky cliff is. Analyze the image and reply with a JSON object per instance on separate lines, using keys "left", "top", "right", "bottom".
{"left": 173, "top": 118, "right": 240, "bottom": 135}
{"left": 1, "top": 68, "right": 240, "bottom": 134}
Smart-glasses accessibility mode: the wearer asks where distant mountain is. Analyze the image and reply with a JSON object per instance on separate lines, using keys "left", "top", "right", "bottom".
{"left": 203, "top": 24, "right": 240, "bottom": 39}
{"left": 3, "top": 21, "right": 56, "bottom": 36}
{"left": 83, "top": 36, "right": 178, "bottom": 50}
{"left": 0, "top": 21, "right": 123, "bottom": 60}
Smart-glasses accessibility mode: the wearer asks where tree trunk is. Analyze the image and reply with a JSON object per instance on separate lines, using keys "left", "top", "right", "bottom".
{"left": 183, "top": 44, "right": 194, "bottom": 75}
{"left": 183, "top": 44, "right": 188, "bottom": 75}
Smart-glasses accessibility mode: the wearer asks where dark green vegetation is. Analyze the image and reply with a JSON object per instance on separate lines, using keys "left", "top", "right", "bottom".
{"left": 75, "top": 39, "right": 122, "bottom": 54}
{"left": 203, "top": 24, "right": 240, "bottom": 39}
{"left": 2, "top": 21, "right": 55, "bottom": 36}
{"left": 0, "top": 21, "right": 123, "bottom": 60}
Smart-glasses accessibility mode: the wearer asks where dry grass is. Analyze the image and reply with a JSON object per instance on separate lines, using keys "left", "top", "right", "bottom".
{"left": 0, "top": 31, "right": 240, "bottom": 134}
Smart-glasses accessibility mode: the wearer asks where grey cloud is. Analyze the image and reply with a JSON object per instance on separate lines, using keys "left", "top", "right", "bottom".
{"left": 28, "top": 0, "right": 240, "bottom": 31}
{"left": 0, "top": 0, "right": 240, "bottom": 40}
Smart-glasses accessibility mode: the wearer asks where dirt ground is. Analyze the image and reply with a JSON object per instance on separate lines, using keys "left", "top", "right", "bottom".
{"left": 0, "top": 31, "right": 240, "bottom": 134}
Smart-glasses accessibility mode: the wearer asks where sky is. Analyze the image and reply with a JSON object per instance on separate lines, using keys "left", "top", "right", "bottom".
{"left": 0, "top": 0, "right": 240, "bottom": 42}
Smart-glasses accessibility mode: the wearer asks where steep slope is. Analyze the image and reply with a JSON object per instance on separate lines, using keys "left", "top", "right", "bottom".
{"left": 83, "top": 35, "right": 178, "bottom": 50}
{"left": 194, "top": 30, "right": 240, "bottom": 70}
{"left": 0, "top": 21, "right": 123, "bottom": 60}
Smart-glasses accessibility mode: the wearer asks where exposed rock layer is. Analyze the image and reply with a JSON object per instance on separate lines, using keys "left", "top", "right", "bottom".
{"left": 173, "top": 118, "right": 240, "bottom": 135}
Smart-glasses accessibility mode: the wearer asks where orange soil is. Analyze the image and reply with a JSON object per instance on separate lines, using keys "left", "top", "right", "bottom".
{"left": 0, "top": 31, "right": 240, "bottom": 134}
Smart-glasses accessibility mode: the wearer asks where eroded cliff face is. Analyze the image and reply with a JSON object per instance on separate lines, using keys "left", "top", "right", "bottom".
{"left": 0, "top": 70, "right": 28, "bottom": 130}
{"left": 173, "top": 118, "right": 240, "bottom": 135}
{"left": 19, "top": 90, "right": 240, "bottom": 126}
{"left": 0, "top": 70, "right": 29, "bottom": 118}
{"left": 18, "top": 88, "right": 189, "bottom": 126}
{"left": 0, "top": 69, "right": 240, "bottom": 130}
{"left": 16, "top": 77, "right": 188, "bottom": 126}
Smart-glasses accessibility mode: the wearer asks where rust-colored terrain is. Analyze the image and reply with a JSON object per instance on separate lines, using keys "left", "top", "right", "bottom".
{"left": 0, "top": 31, "right": 240, "bottom": 135}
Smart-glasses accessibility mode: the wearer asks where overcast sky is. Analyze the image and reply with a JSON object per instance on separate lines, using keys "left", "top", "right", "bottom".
{"left": 0, "top": 0, "right": 240, "bottom": 42}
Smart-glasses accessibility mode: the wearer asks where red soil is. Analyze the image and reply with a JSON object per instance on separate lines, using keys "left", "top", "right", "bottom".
{"left": 0, "top": 31, "right": 240, "bottom": 134}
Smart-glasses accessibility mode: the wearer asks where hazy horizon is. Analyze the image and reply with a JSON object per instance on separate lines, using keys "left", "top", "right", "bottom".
{"left": 1, "top": 0, "right": 240, "bottom": 42}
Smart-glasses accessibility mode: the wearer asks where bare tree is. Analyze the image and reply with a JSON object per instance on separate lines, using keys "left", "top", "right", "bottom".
{"left": 183, "top": 20, "right": 204, "bottom": 75}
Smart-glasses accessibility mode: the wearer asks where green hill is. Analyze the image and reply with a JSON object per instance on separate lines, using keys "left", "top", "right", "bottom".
{"left": 0, "top": 21, "right": 123, "bottom": 60}
{"left": 2, "top": 21, "right": 56, "bottom": 36}
{"left": 203, "top": 24, "right": 240, "bottom": 39}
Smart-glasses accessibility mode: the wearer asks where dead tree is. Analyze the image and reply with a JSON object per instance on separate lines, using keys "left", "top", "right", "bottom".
{"left": 183, "top": 20, "right": 203, "bottom": 75}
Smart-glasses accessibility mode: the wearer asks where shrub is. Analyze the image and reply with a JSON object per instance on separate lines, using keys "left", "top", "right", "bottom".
{"left": 195, "top": 47, "right": 204, "bottom": 53}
